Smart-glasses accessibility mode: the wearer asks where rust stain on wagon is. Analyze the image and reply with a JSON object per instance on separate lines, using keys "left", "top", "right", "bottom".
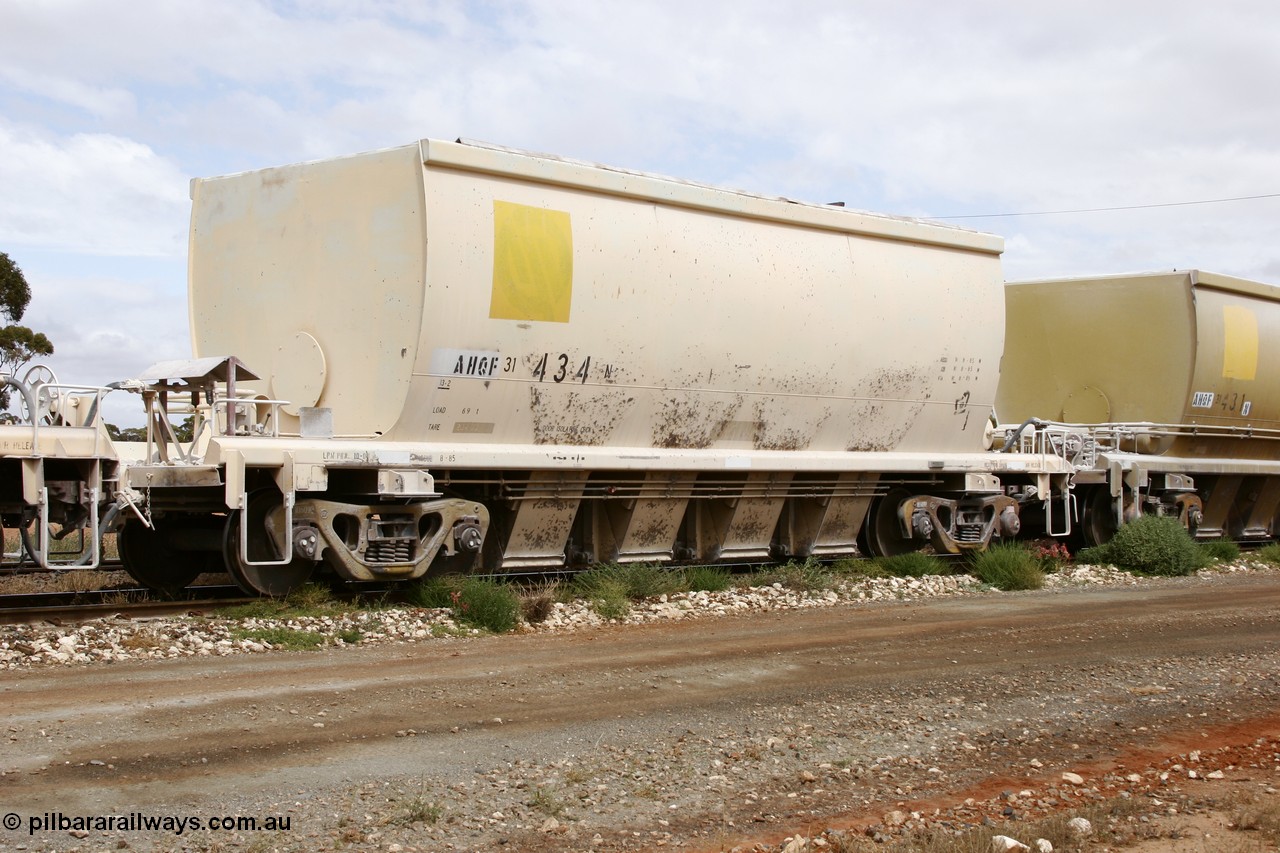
{"left": 752, "top": 403, "right": 833, "bottom": 451}
{"left": 529, "top": 387, "right": 634, "bottom": 445}
{"left": 654, "top": 394, "right": 744, "bottom": 449}
{"left": 517, "top": 522, "right": 572, "bottom": 552}
{"left": 846, "top": 368, "right": 930, "bottom": 452}
{"left": 727, "top": 513, "right": 774, "bottom": 543}
{"left": 629, "top": 512, "right": 680, "bottom": 548}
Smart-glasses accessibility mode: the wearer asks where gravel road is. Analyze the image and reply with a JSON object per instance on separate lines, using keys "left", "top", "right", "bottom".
{"left": 1, "top": 568, "right": 1278, "bottom": 853}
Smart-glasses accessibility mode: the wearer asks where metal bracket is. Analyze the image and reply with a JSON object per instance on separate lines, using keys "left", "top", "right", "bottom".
{"left": 237, "top": 453, "right": 297, "bottom": 568}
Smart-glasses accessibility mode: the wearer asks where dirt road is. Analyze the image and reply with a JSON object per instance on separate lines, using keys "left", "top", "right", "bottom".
{"left": 3, "top": 573, "right": 1279, "bottom": 851}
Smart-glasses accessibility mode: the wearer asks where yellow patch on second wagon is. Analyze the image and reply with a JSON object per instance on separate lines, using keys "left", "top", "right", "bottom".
{"left": 489, "top": 201, "right": 573, "bottom": 323}
{"left": 1222, "top": 305, "right": 1258, "bottom": 381}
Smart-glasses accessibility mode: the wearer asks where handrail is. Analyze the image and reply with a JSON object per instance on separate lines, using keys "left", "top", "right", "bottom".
{"left": 210, "top": 394, "right": 288, "bottom": 438}
{"left": 994, "top": 418, "right": 1280, "bottom": 479}
{"left": 998, "top": 419, "right": 1280, "bottom": 442}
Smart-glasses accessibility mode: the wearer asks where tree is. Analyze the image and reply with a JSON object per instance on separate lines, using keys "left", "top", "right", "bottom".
{"left": 0, "top": 252, "right": 55, "bottom": 411}
{"left": 0, "top": 250, "right": 33, "bottom": 322}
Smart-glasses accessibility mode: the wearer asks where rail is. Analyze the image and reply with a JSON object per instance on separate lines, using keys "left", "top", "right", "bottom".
{"left": 0, "top": 585, "right": 251, "bottom": 625}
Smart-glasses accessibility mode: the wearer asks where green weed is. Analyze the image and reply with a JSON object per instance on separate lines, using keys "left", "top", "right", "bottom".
{"left": 747, "top": 558, "right": 834, "bottom": 592}
{"left": 1199, "top": 537, "right": 1241, "bottom": 564}
{"left": 391, "top": 794, "right": 443, "bottom": 827}
{"left": 969, "top": 542, "right": 1045, "bottom": 591}
{"left": 528, "top": 786, "right": 566, "bottom": 817}
{"left": 406, "top": 575, "right": 521, "bottom": 632}
{"left": 680, "top": 564, "right": 734, "bottom": 592}
{"left": 230, "top": 626, "right": 327, "bottom": 650}
{"left": 874, "top": 552, "right": 950, "bottom": 578}
{"left": 1255, "top": 543, "right": 1280, "bottom": 566}
{"left": 569, "top": 563, "right": 687, "bottom": 619}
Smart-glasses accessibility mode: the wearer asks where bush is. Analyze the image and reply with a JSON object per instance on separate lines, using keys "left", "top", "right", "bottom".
{"left": 969, "top": 542, "right": 1045, "bottom": 591}
{"left": 1076, "top": 544, "right": 1110, "bottom": 566}
{"left": 1198, "top": 537, "right": 1241, "bottom": 564}
{"left": 874, "top": 551, "right": 950, "bottom": 578}
{"left": 407, "top": 576, "right": 521, "bottom": 632}
{"left": 450, "top": 577, "right": 521, "bottom": 632}
{"left": 1103, "top": 515, "right": 1206, "bottom": 576}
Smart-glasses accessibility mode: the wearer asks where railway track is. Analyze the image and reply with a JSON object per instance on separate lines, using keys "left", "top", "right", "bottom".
{"left": 0, "top": 558, "right": 126, "bottom": 574}
{"left": 0, "top": 584, "right": 252, "bottom": 625}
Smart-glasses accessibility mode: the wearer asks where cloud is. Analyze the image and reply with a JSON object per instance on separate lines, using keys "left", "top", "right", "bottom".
{"left": 11, "top": 257, "right": 190, "bottom": 426}
{"left": 0, "top": 123, "right": 188, "bottom": 256}
{"left": 1, "top": 0, "right": 1279, "bottom": 338}
{"left": 0, "top": 66, "right": 136, "bottom": 121}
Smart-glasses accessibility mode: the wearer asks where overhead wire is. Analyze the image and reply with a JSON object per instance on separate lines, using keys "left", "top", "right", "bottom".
{"left": 935, "top": 192, "right": 1280, "bottom": 220}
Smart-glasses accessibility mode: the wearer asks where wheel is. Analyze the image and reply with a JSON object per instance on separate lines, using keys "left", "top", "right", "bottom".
{"left": 118, "top": 517, "right": 204, "bottom": 598}
{"left": 1081, "top": 487, "right": 1119, "bottom": 548}
{"left": 860, "top": 488, "right": 919, "bottom": 557}
{"left": 18, "top": 364, "right": 58, "bottom": 424}
{"left": 222, "top": 490, "right": 315, "bottom": 597}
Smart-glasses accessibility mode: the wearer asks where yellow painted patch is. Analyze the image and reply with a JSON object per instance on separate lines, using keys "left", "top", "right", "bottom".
{"left": 489, "top": 201, "right": 573, "bottom": 323}
{"left": 1222, "top": 305, "right": 1258, "bottom": 381}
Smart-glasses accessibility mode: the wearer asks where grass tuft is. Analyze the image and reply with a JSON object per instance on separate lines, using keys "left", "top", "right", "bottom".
{"left": 874, "top": 552, "right": 950, "bottom": 578}
{"left": 406, "top": 575, "right": 521, "bottom": 633}
{"left": 680, "top": 564, "right": 733, "bottom": 592}
{"left": 969, "top": 542, "right": 1045, "bottom": 591}
{"left": 453, "top": 578, "right": 521, "bottom": 633}
{"left": 828, "top": 557, "right": 890, "bottom": 580}
{"left": 568, "top": 563, "right": 689, "bottom": 620}
{"left": 407, "top": 576, "right": 456, "bottom": 609}
{"left": 1255, "top": 543, "right": 1280, "bottom": 566}
{"left": 1199, "top": 537, "right": 1241, "bottom": 564}
{"left": 230, "top": 626, "right": 327, "bottom": 650}
{"left": 571, "top": 570, "right": 632, "bottom": 620}
{"left": 747, "top": 558, "right": 834, "bottom": 592}
{"left": 1075, "top": 544, "right": 1110, "bottom": 566}
{"left": 217, "top": 581, "right": 344, "bottom": 620}
{"left": 518, "top": 581, "right": 560, "bottom": 624}
{"left": 1230, "top": 789, "right": 1280, "bottom": 844}
{"left": 528, "top": 786, "right": 566, "bottom": 817}
{"left": 390, "top": 794, "right": 443, "bottom": 827}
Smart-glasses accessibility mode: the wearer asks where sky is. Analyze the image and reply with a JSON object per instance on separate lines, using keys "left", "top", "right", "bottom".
{"left": 2, "top": 0, "right": 1279, "bottom": 425}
